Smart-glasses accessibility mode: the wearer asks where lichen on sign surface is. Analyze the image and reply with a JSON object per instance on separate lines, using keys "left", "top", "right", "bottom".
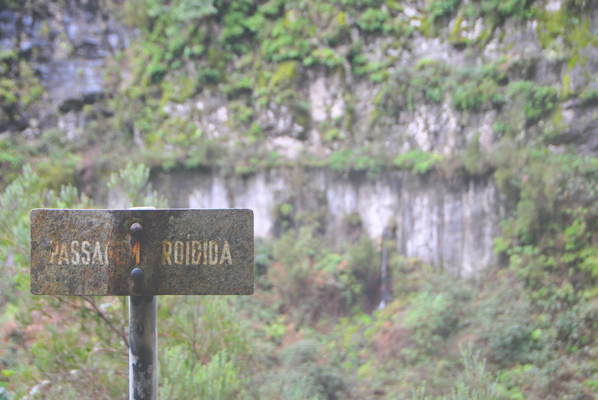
{"left": 30, "top": 209, "right": 254, "bottom": 296}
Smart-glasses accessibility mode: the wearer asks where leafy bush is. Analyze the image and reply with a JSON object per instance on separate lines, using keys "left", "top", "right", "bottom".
{"left": 375, "top": 58, "right": 453, "bottom": 117}
{"left": 221, "top": 0, "right": 257, "bottom": 52}
{"left": 0, "top": 165, "right": 91, "bottom": 291}
{"left": 328, "top": 148, "right": 385, "bottom": 175}
{"left": 479, "top": 0, "right": 534, "bottom": 19}
{"left": 459, "top": 132, "right": 495, "bottom": 176}
{"left": 453, "top": 77, "right": 501, "bottom": 112}
{"left": 161, "top": 348, "right": 248, "bottom": 399}
{"left": 451, "top": 62, "right": 507, "bottom": 112}
{"left": 347, "top": 237, "right": 381, "bottom": 308}
{"left": 262, "top": 12, "right": 315, "bottom": 62}
{"left": 160, "top": 296, "right": 252, "bottom": 361}
{"left": 107, "top": 162, "right": 168, "bottom": 208}
{"left": 0, "top": 57, "right": 44, "bottom": 132}
{"left": 394, "top": 150, "right": 442, "bottom": 174}
{"left": 304, "top": 47, "right": 345, "bottom": 68}
{"left": 444, "top": 346, "right": 499, "bottom": 400}
{"left": 403, "top": 287, "right": 469, "bottom": 355}
{"left": 0, "top": 166, "right": 132, "bottom": 399}
{"left": 507, "top": 81, "right": 559, "bottom": 123}
{"left": 171, "top": 0, "right": 217, "bottom": 21}
{"left": 257, "top": 340, "right": 346, "bottom": 400}
{"left": 554, "top": 299, "right": 598, "bottom": 352}
{"left": 474, "top": 273, "right": 540, "bottom": 367}
{"left": 357, "top": 8, "right": 391, "bottom": 32}
{"left": 270, "top": 226, "right": 363, "bottom": 316}
{"left": 428, "top": 0, "right": 461, "bottom": 19}
{"left": 124, "top": 0, "right": 217, "bottom": 83}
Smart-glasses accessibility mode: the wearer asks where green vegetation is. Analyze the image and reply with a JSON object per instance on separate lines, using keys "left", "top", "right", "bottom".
{"left": 376, "top": 58, "right": 451, "bottom": 114}
{"left": 107, "top": 161, "right": 168, "bottom": 208}
{"left": 0, "top": 0, "right": 592, "bottom": 183}
{"left": 375, "top": 56, "right": 561, "bottom": 129}
{"left": 5, "top": 141, "right": 598, "bottom": 399}
{"left": 2, "top": 0, "right": 598, "bottom": 398}
{"left": 394, "top": 150, "right": 442, "bottom": 175}
{"left": 452, "top": 61, "right": 508, "bottom": 112}
{"left": 506, "top": 81, "right": 559, "bottom": 123}
{"left": 428, "top": 0, "right": 461, "bottom": 20}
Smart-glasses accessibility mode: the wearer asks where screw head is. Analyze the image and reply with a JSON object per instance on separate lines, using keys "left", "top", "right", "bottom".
{"left": 131, "top": 268, "right": 144, "bottom": 283}
{"left": 130, "top": 222, "right": 143, "bottom": 238}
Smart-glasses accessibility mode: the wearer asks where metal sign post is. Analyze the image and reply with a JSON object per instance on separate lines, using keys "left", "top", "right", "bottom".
{"left": 128, "top": 207, "right": 158, "bottom": 400}
{"left": 129, "top": 294, "right": 157, "bottom": 399}
{"left": 30, "top": 208, "right": 254, "bottom": 400}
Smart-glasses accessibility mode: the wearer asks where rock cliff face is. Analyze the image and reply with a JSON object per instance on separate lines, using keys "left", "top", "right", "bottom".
{"left": 4, "top": 0, "right": 598, "bottom": 276}
{"left": 0, "top": 2, "right": 130, "bottom": 135}
{"left": 11, "top": 1, "right": 598, "bottom": 156}
{"left": 106, "top": 169, "right": 501, "bottom": 278}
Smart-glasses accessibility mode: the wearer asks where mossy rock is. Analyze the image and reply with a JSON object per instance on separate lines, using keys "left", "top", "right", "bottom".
{"left": 449, "top": 14, "right": 471, "bottom": 48}
{"left": 271, "top": 61, "right": 299, "bottom": 89}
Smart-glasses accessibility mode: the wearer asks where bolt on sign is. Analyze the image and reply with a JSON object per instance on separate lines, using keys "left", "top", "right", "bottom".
{"left": 30, "top": 209, "right": 254, "bottom": 296}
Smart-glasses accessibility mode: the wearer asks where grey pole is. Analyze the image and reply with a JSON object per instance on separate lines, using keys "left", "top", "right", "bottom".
{"left": 129, "top": 207, "right": 158, "bottom": 400}
{"left": 129, "top": 295, "right": 158, "bottom": 399}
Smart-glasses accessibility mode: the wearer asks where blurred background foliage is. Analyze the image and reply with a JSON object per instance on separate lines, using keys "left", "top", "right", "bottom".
{"left": 1, "top": 0, "right": 598, "bottom": 398}
{"left": 3, "top": 154, "right": 598, "bottom": 398}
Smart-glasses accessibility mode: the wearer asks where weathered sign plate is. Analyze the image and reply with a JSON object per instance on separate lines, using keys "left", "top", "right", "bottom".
{"left": 30, "top": 209, "right": 254, "bottom": 296}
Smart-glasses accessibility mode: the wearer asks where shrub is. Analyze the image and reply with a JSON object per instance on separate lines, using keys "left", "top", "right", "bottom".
{"left": 262, "top": 12, "right": 315, "bottom": 62}
{"left": 403, "top": 291, "right": 462, "bottom": 354}
{"left": 270, "top": 225, "right": 365, "bottom": 317}
{"left": 452, "top": 79, "right": 501, "bottom": 112}
{"left": 451, "top": 64, "right": 505, "bottom": 112}
{"left": 394, "top": 151, "right": 442, "bottom": 174}
{"left": 107, "top": 162, "right": 168, "bottom": 208}
{"left": 475, "top": 276, "right": 539, "bottom": 367}
{"left": 0, "top": 166, "right": 134, "bottom": 399}
{"left": 160, "top": 296, "right": 252, "bottom": 361}
{"left": 357, "top": 8, "right": 391, "bottom": 32}
{"left": 347, "top": 237, "right": 381, "bottom": 308}
{"left": 554, "top": 299, "right": 598, "bottom": 351}
{"left": 428, "top": 0, "right": 461, "bottom": 19}
{"left": 376, "top": 60, "right": 450, "bottom": 116}
{"left": 507, "top": 81, "right": 559, "bottom": 123}
{"left": 480, "top": 0, "right": 534, "bottom": 19}
{"left": 459, "top": 132, "right": 495, "bottom": 176}
{"left": 265, "top": 340, "right": 346, "bottom": 400}
{"left": 0, "top": 165, "right": 91, "bottom": 289}
{"left": 444, "top": 346, "right": 499, "bottom": 400}
{"left": 161, "top": 348, "right": 248, "bottom": 400}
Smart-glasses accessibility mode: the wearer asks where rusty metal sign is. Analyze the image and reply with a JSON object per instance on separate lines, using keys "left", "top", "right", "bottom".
{"left": 30, "top": 209, "right": 254, "bottom": 296}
